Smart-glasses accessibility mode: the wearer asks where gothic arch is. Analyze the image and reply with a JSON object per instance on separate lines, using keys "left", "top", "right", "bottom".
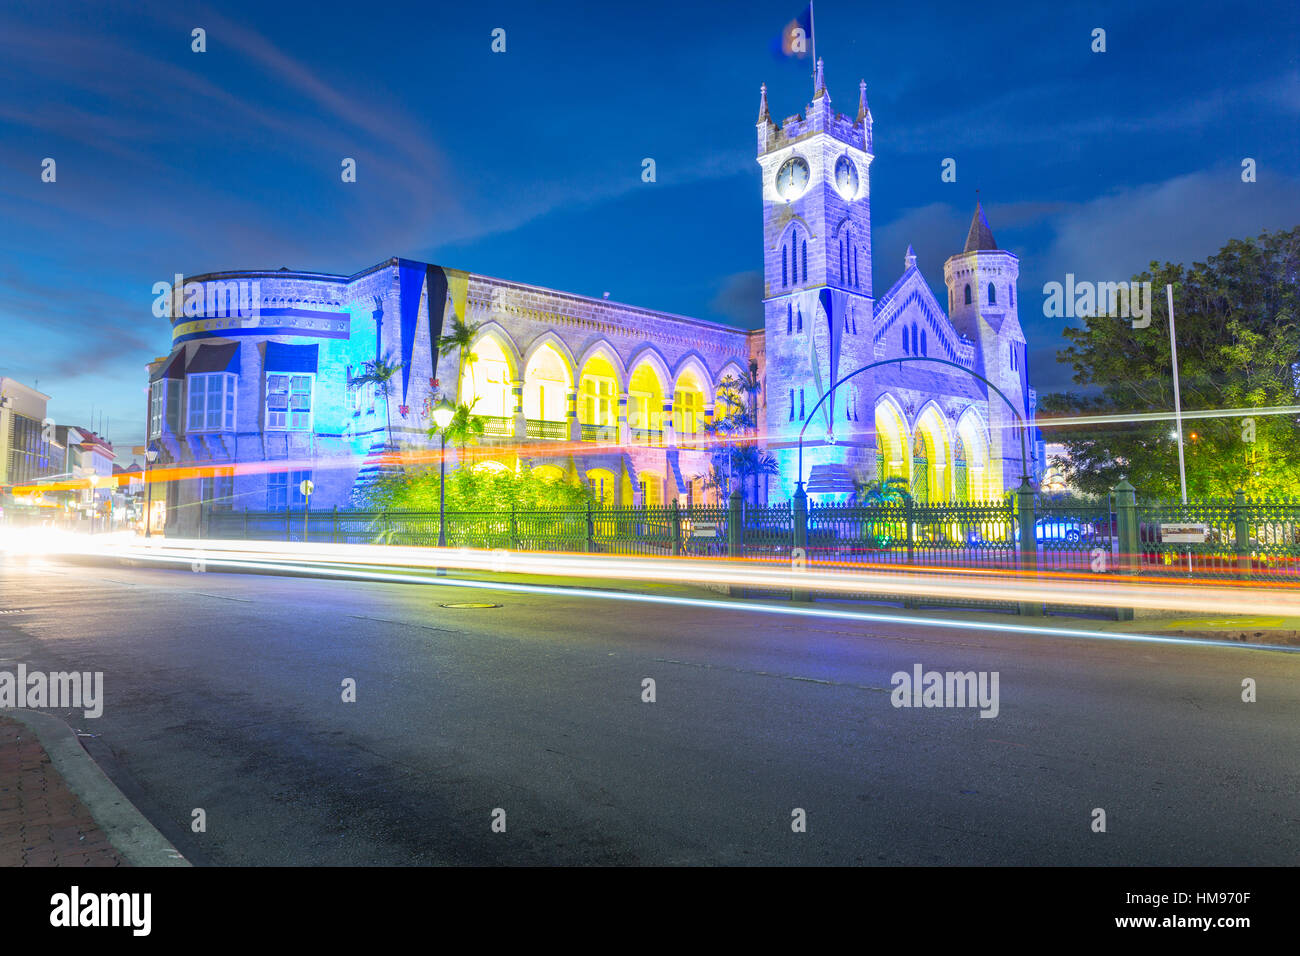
{"left": 465, "top": 321, "right": 522, "bottom": 381}
{"left": 873, "top": 394, "right": 911, "bottom": 483}
{"left": 624, "top": 345, "right": 672, "bottom": 393}
{"left": 575, "top": 338, "right": 628, "bottom": 390}
{"left": 671, "top": 352, "right": 716, "bottom": 406}
{"left": 521, "top": 330, "right": 578, "bottom": 384}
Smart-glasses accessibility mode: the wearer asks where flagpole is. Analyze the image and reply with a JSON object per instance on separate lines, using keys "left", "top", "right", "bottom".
{"left": 810, "top": 1, "right": 816, "bottom": 78}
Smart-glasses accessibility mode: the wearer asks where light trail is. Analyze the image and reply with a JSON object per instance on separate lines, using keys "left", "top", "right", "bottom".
{"left": 12, "top": 531, "right": 1300, "bottom": 620}
{"left": 40, "top": 542, "right": 1297, "bottom": 656}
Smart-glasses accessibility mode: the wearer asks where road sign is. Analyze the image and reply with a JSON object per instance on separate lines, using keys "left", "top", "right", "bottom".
{"left": 1161, "top": 522, "right": 1207, "bottom": 544}
{"left": 692, "top": 520, "right": 719, "bottom": 539}
{"left": 300, "top": 479, "right": 315, "bottom": 497}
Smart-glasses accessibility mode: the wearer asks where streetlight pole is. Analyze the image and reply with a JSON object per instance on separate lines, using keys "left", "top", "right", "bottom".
{"left": 144, "top": 448, "right": 158, "bottom": 538}
{"left": 438, "top": 430, "right": 447, "bottom": 548}
{"left": 431, "top": 398, "right": 455, "bottom": 549}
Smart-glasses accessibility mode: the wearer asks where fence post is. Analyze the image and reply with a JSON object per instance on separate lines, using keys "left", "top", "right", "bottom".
{"left": 243, "top": 507, "right": 249, "bottom": 540}
{"left": 510, "top": 504, "right": 518, "bottom": 550}
{"left": 792, "top": 484, "right": 809, "bottom": 602}
{"left": 727, "top": 490, "right": 744, "bottom": 558}
{"left": 671, "top": 500, "right": 683, "bottom": 557}
{"left": 1015, "top": 478, "right": 1042, "bottom": 616}
{"left": 1232, "top": 488, "right": 1250, "bottom": 578}
{"left": 727, "top": 489, "right": 744, "bottom": 597}
{"left": 285, "top": 508, "right": 290, "bottom": 542}
{"left": 332, "top": 505, "right": 339, "bottom": 545}
{"left": 1114, "top": 478, "right": 1138, "bottom": 621}
{"left": 586, "top": 501, "right": 595, "bottom": 554}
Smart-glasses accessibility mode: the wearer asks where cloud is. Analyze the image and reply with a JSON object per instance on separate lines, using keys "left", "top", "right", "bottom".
{"left": 709, "top": 271, "right": 764, "bottom": 329}
{"left": 1041, "top": 167, "right": 1300, "bottom": 282}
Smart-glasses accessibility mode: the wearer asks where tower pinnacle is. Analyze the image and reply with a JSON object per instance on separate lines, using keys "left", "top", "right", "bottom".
{"left": 857, "top": 80, "right": 871, "bottom": 124}
{"left": 758, "top": 83, "right": 770, "bottom": 123}
{"left": 814, "top": 57, "right": 828, "bottom": 100}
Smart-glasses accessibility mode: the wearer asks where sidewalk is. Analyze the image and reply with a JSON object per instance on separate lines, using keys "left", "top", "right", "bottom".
{"left": 0, "top": 715, "right": 126, "bottom": 867}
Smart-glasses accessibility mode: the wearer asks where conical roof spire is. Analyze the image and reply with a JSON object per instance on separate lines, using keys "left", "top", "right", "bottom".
{"left": 814, "top": 57, "right": 828, "bottom": 100}
{"left": 963, "top": 202, "right": 998, "bottom": 252}
{"left": 904, "top": 245, "right": 917, "bottom": 270}
{"left": 758, "top": 83, "right": 770, "bottom": 123}
{"left": 857, "top": 79, "right": 871, "bottom": 124}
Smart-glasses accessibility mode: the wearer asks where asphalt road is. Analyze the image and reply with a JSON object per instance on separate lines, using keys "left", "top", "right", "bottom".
{"left": 2, "top": 554, "right": 1297, "bottom": 865}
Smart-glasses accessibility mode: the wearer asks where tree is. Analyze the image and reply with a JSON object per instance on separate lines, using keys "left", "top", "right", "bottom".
{"left": 348, "top": 353, "right": 406, "bottom": 448}
{"left": 436, "top": 316, "right": 485, "bottom": 398}
{"left": 855, "top": 475, "right": 912, "bottom": 505}
{"left": 1040, "top": 226, "right": 1300, "bottom": 499}
{"left": 732, "top": 443, "right": 780, "bottom": 504}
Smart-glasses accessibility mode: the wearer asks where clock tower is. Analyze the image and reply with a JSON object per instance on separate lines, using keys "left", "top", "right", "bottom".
{"left": 758, "top": 58, "right": 877, "bottom": 496}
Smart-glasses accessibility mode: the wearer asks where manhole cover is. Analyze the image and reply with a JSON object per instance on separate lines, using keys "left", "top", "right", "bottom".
{"left": 439, "top": 602, "right": 501, "bottom": 609}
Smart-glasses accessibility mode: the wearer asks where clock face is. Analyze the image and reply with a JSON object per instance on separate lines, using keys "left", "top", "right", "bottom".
{"left": 775, "top": 155, "right": 810, "bottom": 200}
{"left": 834, "top": 155, "right": 859, "bottom": 198}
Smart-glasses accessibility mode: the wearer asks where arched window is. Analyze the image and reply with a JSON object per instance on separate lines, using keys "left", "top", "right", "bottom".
{"left": 789, "top": 389, "right": 795, "bottom": 421}
{"left": 782, "top": 245, "right": 788, "bottom": 287}
{"left": 1009, "top": 284, "right": 1014, "bottom": 307}
{"left": 964, "top": 284, "right": 972, "bottom": 305}
{"left": 801, "top": 240, "right": 808, "bottom": 283}
{"left": 852, "top": 244, "right": 858, "bottom": 288}
{"left": 786, "top": 302, "right": 793, "bottom": 335}
{"left": 902, "top": 327, "right": 909, "bottom": 354}
{"left": 911, "top": 324, "right": 919, "bottom": 355}
{"left": 839, "top": 241, "right": 845, "bottom": 281}
{"left": 921, "top": 329, "right": 928, "bottom": 356}
{"left": 988, "top": 282, "right": 997, "bottom": 305}
{"left": 796, "top": 306, "right": 803, "bottom": 333}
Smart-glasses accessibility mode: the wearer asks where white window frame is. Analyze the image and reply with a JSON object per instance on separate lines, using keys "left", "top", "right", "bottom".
{"left": 186, "top": 373, "right": 237, "bottom": 433}
{"left": 581, "top": 375, "right": 615, "bottom": 427}
{"left": 266, "top": 372, "right": 315, "bottom": 431}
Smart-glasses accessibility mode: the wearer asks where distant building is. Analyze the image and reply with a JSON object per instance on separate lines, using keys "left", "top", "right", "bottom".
{"left": 0, "top": 377, "right": 57, "bottom": 491}
{"left": 55, "top": 426, "right": 115, "bottom": 522}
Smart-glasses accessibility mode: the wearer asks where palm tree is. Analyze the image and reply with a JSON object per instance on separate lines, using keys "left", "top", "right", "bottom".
{"left": 730, "top": 443, "right": 781, "bottom": 505}
{"left": 436, "top": 316, "right": 485, "bottom": 400}
{"left": 348, "top": 353, "right": 406, "bottom": 448}
{"left": 719, "top": 359, "right": 761, "bottom": 426}
{"left": 856, "top": 475, "right": 912, "bottom": 505}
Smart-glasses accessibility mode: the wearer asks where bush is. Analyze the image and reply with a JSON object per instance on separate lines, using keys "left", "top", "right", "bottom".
{"left": 362, "top": 465, "right": 596, "bottom": 512}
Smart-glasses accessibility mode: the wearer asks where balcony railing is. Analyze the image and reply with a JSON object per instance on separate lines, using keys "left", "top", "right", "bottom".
{"left": 629, "top": 427, "right": 663, "bottom": 446}
{"left": 480, "top": 416, "right": 514, "bottom": 438}
{"left": 581, "top": 424, "right": 617, "bottom": 443}
{"left": 525, "top": 419, "right": 568, "bottom": 441}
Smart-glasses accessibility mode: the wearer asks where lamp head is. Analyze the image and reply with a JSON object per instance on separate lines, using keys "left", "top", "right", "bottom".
{"left": 431, "top": 398, "right": 455, "bottom": 429}
{"left": 145, "top": 449, "right": 158, "bottom": 463}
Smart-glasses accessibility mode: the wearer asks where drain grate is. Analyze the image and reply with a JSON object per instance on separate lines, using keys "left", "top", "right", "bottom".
{"left": 439, "top": 602, "right": 501, "bottom": 609}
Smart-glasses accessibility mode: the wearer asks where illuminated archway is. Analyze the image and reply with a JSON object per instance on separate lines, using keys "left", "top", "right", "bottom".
{"left": 627, "top": 361, "right": 666, "bottom": 441}
{"left": 672, "top": 366, "right": 707, "bottom": 442}
{"left": 913, "top": 404, "right": 953, "bottom": 503}
{"left": 873, "top": 397, "right": 909, "bottom": 483}
{"left": 586, "top": 468, "right": 617, "bottom": 507}
{"left": 956, "top": 409, "right": 991, "bottom": 501}
{"left": 578, "top": 350, "right": 621, "bottom": 435}
{"left": 639, "top": 471, "right": 664, "bottom": 506}
{"left": 460, "top": 335, "right": 514, "bottom": 419}
{"left": 532, "top": 463, "right": 566, "bottom": 482}
{"left": 523, "top": 342, "right": 572, "bottom": 423}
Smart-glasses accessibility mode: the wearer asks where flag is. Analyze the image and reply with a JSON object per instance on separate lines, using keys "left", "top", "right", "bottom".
{"left": 771, "top": 3, "right": 813, "bottom": 59}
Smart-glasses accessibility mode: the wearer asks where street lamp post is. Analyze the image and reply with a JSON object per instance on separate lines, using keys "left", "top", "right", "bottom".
{"left": 144, "top": 448, "right": 158, "bottom": 538}
{"left": 432, "top": 399, "right": 455, "bottom": 548}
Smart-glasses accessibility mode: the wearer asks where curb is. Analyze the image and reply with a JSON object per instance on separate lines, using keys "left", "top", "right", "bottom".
{"left": 4, "top": 710, "right": 190, "bottom": 867}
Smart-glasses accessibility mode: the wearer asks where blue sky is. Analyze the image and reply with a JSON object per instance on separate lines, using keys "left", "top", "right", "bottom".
{"left": 1, "top": 0, "right": 1298, "bottom": 456}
